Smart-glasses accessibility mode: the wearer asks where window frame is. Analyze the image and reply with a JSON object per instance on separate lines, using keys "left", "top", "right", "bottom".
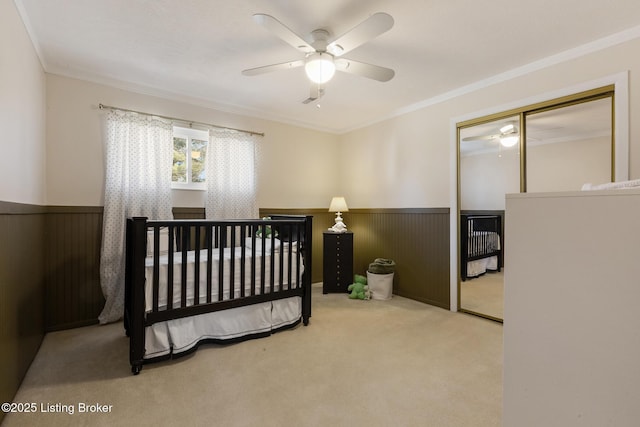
{"left": 171, "top": 126, "right": 209, "bottom": 191}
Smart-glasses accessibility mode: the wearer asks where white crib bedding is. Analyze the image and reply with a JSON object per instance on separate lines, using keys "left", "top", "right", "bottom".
{"left": 144, "top": 243, "right": 302, "bottom": 312}
{"left": 142, "top": 242, "right": 303, "bottom": 360}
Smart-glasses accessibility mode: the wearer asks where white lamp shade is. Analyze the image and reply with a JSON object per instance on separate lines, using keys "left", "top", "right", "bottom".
{"left": 305, "top": 53, "right": 336, "bottom": 84}
{"left": 329, "top": 197, "right": 348, "bottom": 212}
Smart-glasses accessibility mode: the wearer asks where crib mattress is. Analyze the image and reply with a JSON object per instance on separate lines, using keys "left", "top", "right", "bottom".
{"left": 145, "top": 244, "right": 302, "bottom": 312}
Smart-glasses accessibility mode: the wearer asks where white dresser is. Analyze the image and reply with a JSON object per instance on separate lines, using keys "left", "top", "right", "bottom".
{"left": 503, "top": 189, "right": 640, "bottom": 426}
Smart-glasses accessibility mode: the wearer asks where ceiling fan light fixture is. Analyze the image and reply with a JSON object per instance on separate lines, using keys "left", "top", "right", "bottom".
{"left": 500, "top": 135, "right": 519, "bottom": 147}
{"left": 305, "top": 53, "right": 336, "bottom": 84}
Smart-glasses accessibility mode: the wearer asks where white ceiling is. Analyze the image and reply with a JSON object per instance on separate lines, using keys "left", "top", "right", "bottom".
{"left": 15, "top": 0, "right": 640, "bottom": 133}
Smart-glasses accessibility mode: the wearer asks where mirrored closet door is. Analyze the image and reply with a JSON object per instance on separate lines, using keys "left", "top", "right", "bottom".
{"left": 459, "top": 115, "right": 520, "bottom": 321}
{"left": 526, "top": 96, "right": 612, "bottom": 192}
{"left": 457, "top": 87, "right": 614, "bottom": 322}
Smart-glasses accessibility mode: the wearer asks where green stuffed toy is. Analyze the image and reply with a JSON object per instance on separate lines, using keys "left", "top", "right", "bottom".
{"left": 347, "top": 274, "right": 370, "bottom": 300}
{"left": 255, "top": 217, "right": 277, "bottom": 238}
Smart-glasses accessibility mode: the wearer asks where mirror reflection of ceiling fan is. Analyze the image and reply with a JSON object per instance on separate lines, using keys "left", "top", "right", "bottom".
{"left": 242, "top": 12, "right": 395, "bottom": 104}
{"left": 462, "top": 123, "right": 520, "bottom": 147}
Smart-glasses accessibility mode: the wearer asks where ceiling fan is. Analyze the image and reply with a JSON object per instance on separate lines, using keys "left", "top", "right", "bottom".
{"left": 242, "top": 12, "right": 395, "bottom": 104}
{"left": 462, "top": 123, "right": 520, "bottom": 147}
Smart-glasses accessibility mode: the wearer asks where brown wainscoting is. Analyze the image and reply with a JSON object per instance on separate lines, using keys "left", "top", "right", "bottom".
{"left": 44, "top": 206, "right": 104, "bottom": 331}
{"left": 173, "top": 207, "right": 206, "bottom": 219}
{"left": 42, "top": 207, "right": 198, "bottom": 332}
{"left": 262, "top": 208, "right": 451, "bottom": 309}
{"left": 0, "top": 201, "right": 46, "bottom": 422}
{"left": 349, "top": 208, "right": 450, "bottom": 309}
{"left": 37, "top": 206, "right": 450, "bottom": 336}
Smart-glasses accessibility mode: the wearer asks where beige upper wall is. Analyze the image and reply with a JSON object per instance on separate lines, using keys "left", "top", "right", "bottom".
{"left": 339, "top": 37, "right": 640, "bottom": 208}
{"left": 527, "top": 137, "right": 611, "bottom": 193}
{"left": 0, "top": 0, "right": 46, "bottom": 205}
{"left": 45, "top": 74, "right": 339, "bottom": 208}
{"left": 459, "top": 136, "right": 611, "bottom": 211}
{"left": 460, "top": 149, "right": 521, "bottom": 211}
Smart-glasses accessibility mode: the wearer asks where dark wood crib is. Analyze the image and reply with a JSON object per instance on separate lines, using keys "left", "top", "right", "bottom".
{"left": 124, "top": 215, "right": 313, "bottom": 374}
{"left": 460, "top": 214, "right": 502, "bottom": 281}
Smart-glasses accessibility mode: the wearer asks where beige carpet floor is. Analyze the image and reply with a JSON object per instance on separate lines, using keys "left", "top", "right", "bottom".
{"left": 460, "top": 271, "right": 504, "bottom": 320}
{"left": 3, "top": 284, "right": 503, "bottom": 427}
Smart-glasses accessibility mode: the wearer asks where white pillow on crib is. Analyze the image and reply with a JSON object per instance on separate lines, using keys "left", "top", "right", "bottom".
{"left": 244, "top": 237, "right": 298, "bottom": 253}
{"left": 281, "top": 240, "right": 298, "bottom": 252}
{"left": 245, "top": 237, "right": 280, "bottom": 252}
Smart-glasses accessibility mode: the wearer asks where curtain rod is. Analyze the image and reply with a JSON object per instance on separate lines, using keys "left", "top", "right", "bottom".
{"left": 98, "top": 103, "right": 264, "bottom": 137}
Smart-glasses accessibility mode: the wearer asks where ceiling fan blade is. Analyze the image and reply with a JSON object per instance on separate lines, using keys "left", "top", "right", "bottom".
{"left": 335, "top": 58, "right": 395, "bottom": 82}
{"left": 327, "top": 12, "right": 394, "bottom": 56}
{"left": 302, "top": 85, "right": 325, "bottom": 104}
{"left": 462, "top": 121, "right": 520, "bottom": 142}
{"left": 242, "top": 59, "right": 304, "bottom": 76}
{"left": 253, "top": 14, "right": 315, "bottom": 53}
{"left": 462, "top": 134, "right": 499, "bottom": 142}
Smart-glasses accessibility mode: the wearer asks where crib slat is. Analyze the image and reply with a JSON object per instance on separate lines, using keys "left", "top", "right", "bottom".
{"left": 276, "top": 225, "right": 282, "bottom": 291}
{"left": 290, "top": 226, "right": 295, "bottom": 289}
{"left": 260, "top": 225, "right": 266, "bottom": 295}
{"left": 297, "top": 225, "right": 303, "bottom": 288}
{"left": 218, "top": 226, "right": 225, "bottom": 302}
{"left": 277, "top": 225, "right": 284, "bottom": 291}
{"left": 180, "top": 224, "right": 188, "bottom": 308}
{"left": 194, "top": 225, "right": 201, "bottom": 305}
{"left": 471, "top": 219, "right": 475, "bottom": 256}
{"left": 230, "top": 226, "right": 236, "bottom": 300}
{"left": 167, "top": 225, "right": 174, "bottom": 310}
{"left": 206, "top": 226, "right": 213, "bottom": 304}
{"left": 250, "top": 230, "right": 257, "bottom": 296}
{"left": 152, "top": 226, "right": 160, "bottom": 312}
{"left": 287, "top": 225, "right": 294, "bottom": 290}
{"left": 240, "top": 225, "right": 246, "bottom": 298}
{"left": 269, "top": 230, "right": 275, "bottom": 293}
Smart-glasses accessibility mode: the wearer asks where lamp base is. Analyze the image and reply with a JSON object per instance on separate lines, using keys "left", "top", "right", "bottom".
{"left": 328, "top": 212, "right": 348, "bottom": 233}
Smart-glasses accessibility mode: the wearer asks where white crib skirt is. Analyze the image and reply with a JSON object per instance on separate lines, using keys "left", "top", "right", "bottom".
{"left": 144, "top": 296, "right": 302, "bottom": 359}
{"left": 466, "top": 256, "right": 498, "bottom": 278}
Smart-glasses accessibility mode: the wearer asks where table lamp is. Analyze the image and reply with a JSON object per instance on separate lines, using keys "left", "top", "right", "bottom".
{"left": 328, "top": 196, "right": 348, "bottom": 233}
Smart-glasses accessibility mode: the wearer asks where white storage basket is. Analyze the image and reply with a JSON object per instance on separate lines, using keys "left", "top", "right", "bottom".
{"left": 366, "top": 272, "right": 394, "bottom": 300}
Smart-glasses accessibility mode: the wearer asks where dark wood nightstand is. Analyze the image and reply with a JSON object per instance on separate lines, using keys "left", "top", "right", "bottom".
{"left": 323, "top": 231, "right": 353, "bottom": 293}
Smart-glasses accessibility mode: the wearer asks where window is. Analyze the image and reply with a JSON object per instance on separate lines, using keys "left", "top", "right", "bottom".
{"left": 172, "top": 126, "right": 209, "bottom": 189}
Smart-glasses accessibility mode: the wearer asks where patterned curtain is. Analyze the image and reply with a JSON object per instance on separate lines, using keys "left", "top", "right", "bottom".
{"left": 99, "top": 110, "right": 173, "bottom": 324}
{"left": 205, "top": 128, "right": 261, "bottom": 220}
